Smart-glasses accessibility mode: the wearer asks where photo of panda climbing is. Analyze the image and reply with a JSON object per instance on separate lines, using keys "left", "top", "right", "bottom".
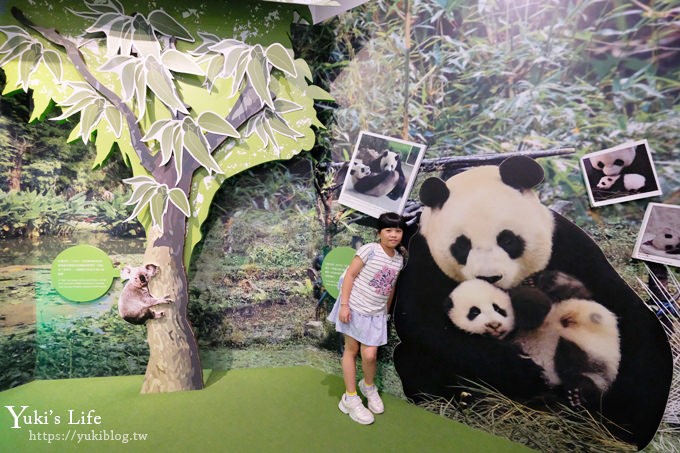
{"left": 581, "top": 139, "right": 662, "bottom": 207}
{"left": 392, "top": 155, "right": 673, "bottom": 450}
{"left": 633, "top": 203, "right": 680, "bottom": 267}
{"left": 338, "top": 131, "right": 426, "bottom": 218}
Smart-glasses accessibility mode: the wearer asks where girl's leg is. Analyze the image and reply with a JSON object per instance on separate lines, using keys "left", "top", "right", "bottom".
{"left": 342, "top": 335, "right": 360, "bottom": 393}
{"left": 358, "top": 344, "right": 384, "bottom": 414}
{"left": 360, "top": 344, "right": 378, "bottom": 385}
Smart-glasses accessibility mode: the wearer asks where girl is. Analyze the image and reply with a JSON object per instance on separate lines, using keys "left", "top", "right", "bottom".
{"left": 327, "top": 212, "right": 406, "bottom": 425}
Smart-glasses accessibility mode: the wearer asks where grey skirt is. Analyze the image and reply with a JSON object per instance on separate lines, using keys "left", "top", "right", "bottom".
{"left": 327, "top": 298, "right": 388, "bottom": 347}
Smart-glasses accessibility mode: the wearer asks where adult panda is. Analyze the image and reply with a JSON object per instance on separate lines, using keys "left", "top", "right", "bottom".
{"left": 366, "top": 150, "right": 407, "bottom": 200}
{"left": 392, "top": 155, "right": 672, "bottom": 449}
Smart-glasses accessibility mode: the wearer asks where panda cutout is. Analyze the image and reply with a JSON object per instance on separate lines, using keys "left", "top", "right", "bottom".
{"left": 393, "top": 155, "right": 672, "bottom": 449}
{"left": 588, "top": 147, "right": 636, "bottom": 176}
{"left": 446, "top": 279, "right": 621, "bottom": 409}
{"left": 596, "top": 174, "right": 646, "bottom": 192}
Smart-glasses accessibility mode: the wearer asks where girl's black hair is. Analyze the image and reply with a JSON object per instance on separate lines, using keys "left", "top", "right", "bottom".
{"left": 377, "top": 212, "right": 405, "bottom": 231}
{"left": 377, "top": 212, "right": 408, "bottom": 261}
{"left": 378, "top": 212, "right": 406, "bottom": 231}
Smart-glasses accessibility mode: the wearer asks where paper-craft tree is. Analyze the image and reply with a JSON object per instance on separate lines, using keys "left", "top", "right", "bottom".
{"left": 0, "top": 0, "right": 330, "bottom": 393}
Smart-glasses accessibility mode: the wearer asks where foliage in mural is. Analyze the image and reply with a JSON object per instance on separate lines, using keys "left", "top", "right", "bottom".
{"left": 0, "top": 0, "right": 330, "bottom": 392}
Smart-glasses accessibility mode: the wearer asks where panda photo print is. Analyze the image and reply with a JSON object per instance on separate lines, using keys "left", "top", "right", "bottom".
{"left": 580, "top": 139, "right": 662, "bottom": 207}
{"left": 633, "top": 202, "right": 680, "bottom": 266}
{"left": 338, "top": 130, "right": 426, "bottom": 218}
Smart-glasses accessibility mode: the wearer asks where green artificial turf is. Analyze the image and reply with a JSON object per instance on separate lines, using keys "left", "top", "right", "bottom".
{"left": 0, "top": 367, "right": 534, "bottom": 452}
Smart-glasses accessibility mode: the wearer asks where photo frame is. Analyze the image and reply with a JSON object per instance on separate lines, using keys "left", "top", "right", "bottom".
{"left": 338, "top": 131, "right": 427, "bottom": 218}
{"left": 633, "top": 202, "right": 680, "bottom": 267}
{"left": 581, "top": 139, "right": 662, "bottom": 207}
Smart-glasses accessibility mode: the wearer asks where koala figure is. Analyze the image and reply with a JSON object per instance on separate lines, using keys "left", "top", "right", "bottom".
{"left": 118, "top": 264, "right": 173, "bottom": 325}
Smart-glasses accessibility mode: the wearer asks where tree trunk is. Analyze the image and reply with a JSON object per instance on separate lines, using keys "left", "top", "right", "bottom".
{"left": 140, "top": 205, "right": 203, "bottom": 393}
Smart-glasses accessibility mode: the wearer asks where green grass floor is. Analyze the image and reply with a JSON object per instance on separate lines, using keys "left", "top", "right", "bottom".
{"left": 0, "top": 366, "right": 533, "bottom": 452}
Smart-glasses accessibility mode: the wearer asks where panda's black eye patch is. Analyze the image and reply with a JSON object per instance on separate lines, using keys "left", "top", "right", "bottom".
{"left": 596, "top": 161, "right": 604, "bottom": 169}
{"left": 492, "top": 303, "right": 507, "bottom": 317}
{"left": 467, "top": 306, "right": 481, "bottom": 321}
{"left": 497, "top": 230, "right": 525, "bottom": 259}
{"left": 450, "top": 235, "right": 471, "bottom": 265}
{"left": 613, "top": 159, "right": 624, "bottom": 166}
{"left": 665, "top": 234, "right": 672, "bottom": 239}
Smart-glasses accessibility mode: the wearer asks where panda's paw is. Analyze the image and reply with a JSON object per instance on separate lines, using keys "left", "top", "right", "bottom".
{"left": 566, "top": 388, "right": 583, "bottom": 408}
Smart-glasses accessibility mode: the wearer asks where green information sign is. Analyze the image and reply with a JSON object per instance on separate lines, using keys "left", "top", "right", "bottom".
{"left": 320, "top": 246, "right": 356, "bottom": 299}
{"left": 51, "top": 245, "right": 118, "bottom": 302}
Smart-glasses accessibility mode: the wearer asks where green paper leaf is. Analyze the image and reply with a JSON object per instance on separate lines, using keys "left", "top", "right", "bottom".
{"left": 274, "top": 98, "right": 302, "bottom": 114}
{"left": 124, "top": 183, "right": 156, "bottom": 223}
{"left": 160, "top": 124, "right": 176, "bottom": 166}
{"left": 148, "top": 9, "right": 194, "bottom": 42}
{"left": 41, "top": 50, "right": 62, "bottom": 82}
{"left": 125, "top": 181, "right": 156, "bottom": 206}
{"left": 149, "top": 187, "right": 169, "bottom": 232}
{"left": 265, "top": 43, "right": 296, "bottom": 77}
{"left": 197, "top": 111, "right": 239, "bottom": 137}
{"left": 168, "top": 188, "right": 191, "bottom": 217}
{"left": 247, "top": 51, "right": 273, "bottom": 108}
{"left": 183, "top": 127, "right": 221, "bottom": 174}
{"left": 161, "top": 49, "right": 204, "bottom": 75}
{"left": 131, "top": 15, "right": 161, "bottom": 59}
{"left": 18, "top": 43, "right": 40, "bottom": 90}
{"left": 104, "top": 105, "right": 123, "bottom": 138}
{"left": 145, "top": 56, "right": 188, "bottom": 115}
{"left": 123, "top": 175, "right": 156, "bottom": 186}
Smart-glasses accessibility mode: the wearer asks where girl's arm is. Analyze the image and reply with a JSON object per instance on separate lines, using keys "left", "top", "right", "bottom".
{"left": 338, "top": 255, "right": 364, "bottom": 323}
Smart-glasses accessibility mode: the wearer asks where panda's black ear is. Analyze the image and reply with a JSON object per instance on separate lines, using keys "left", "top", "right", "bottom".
{"left": 420, "top": 177, "right": 449, "bottom": 209}
{"left": 499, "top": 156, "right": 544, "bottom": 191}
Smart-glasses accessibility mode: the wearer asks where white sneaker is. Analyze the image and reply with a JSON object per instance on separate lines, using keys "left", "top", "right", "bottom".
{"left": 338, "top": 393, "right": 374, "bottom": 425}
{"left": 359, "top": 379, "right": 384, "bottom": 414}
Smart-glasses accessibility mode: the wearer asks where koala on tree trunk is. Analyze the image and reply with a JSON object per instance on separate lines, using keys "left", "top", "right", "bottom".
{"left": 119, "top": 264, "right": 173, "bottom": 325}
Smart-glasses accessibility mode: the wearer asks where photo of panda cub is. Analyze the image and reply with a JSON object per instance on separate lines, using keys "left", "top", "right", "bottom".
{"left": 350, "top": 148, "right": 407, "bottom": 200}
{"left": 634, "top": 202, "right": 680, "bottom": 266}
{"left": 338, "top": 131, "right": 426, "bottom": 219}
{"left": 581, "top": 140, "right": 661, "bottom": 207}
{"left": 445, "top": 278, "right": 621, "bottom": 409}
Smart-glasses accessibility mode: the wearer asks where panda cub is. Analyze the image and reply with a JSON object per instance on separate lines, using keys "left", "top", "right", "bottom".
{"left": 349, "top": 159, "right": 371, "bottom": 187}
{"left": 596, "top": 174, "right": 646, "bottom": 192}
{"left": 643, "top": 227, "right": 680, "bottom": 254}
{"left": 446, "top": 278, "right": 621, "bottom": 407}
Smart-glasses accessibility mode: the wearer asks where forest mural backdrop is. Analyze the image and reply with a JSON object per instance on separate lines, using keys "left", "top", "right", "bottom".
{"left": 1, "top": 0, "right": 679, "bottom": 451}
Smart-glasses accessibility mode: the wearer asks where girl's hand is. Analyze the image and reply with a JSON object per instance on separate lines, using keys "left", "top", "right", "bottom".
{"left": 339, "top": 304, "right": 351, "bottom": 323}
